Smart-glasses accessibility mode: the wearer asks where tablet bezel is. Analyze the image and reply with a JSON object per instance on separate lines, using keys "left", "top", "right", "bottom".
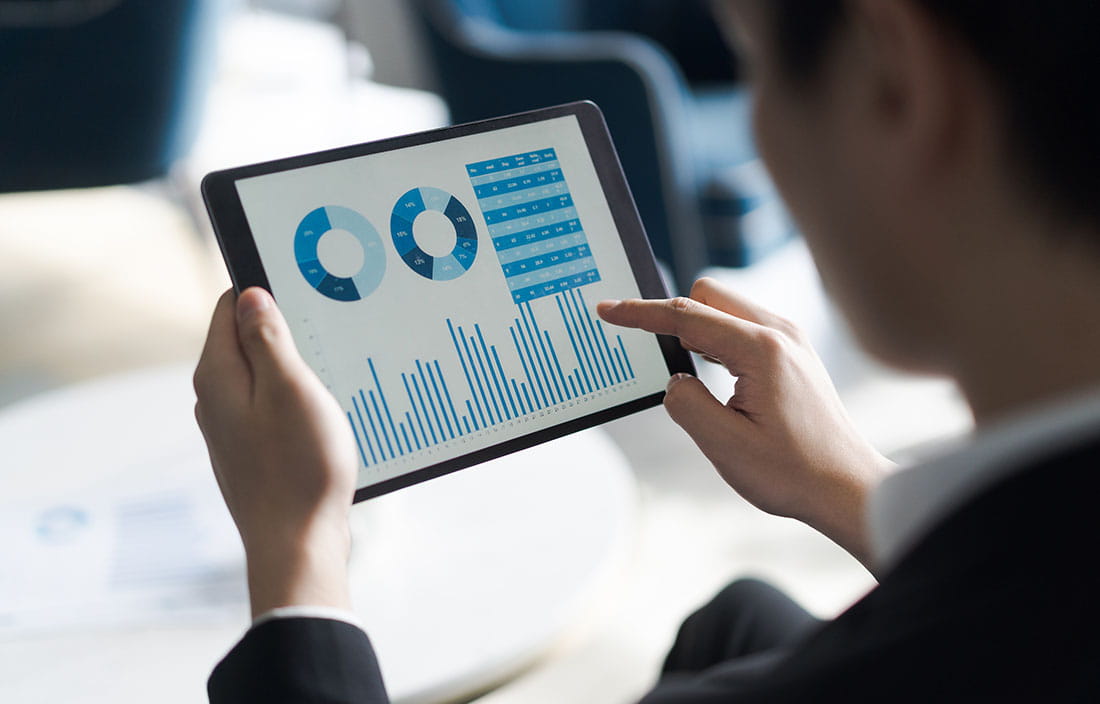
{"left": 202, "top": 101, "right": 695, "bottom": 501}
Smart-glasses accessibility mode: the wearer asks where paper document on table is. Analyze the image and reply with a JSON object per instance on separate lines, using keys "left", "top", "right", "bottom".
{"left": 0, "top": 478, "right": 246, "bottom": 638}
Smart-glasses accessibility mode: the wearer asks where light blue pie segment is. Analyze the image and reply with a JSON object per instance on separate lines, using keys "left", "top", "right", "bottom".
{"left": 294, "top": 205, "right": 386, "bottom": 301}
{"left": 420, "top": 186, "right": 453, "bottom": 213}
{"left": 432, "top": 254, "right": 461, "bottom": 280}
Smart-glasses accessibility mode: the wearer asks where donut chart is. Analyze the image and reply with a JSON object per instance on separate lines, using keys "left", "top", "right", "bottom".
{"left": 295, "top": 205, "right": 386, "bottom": 301}
{"left": 390, "top": 187, "right": 478, "bottom": 281}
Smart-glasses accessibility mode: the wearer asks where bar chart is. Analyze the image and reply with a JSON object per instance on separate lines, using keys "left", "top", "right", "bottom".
{"left": 346, "top": 288, "right": 636, "bottom": 468}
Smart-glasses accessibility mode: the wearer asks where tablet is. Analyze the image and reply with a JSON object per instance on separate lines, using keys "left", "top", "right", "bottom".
{"left": 202, "top": 101, "right": 694, "bottom": 500}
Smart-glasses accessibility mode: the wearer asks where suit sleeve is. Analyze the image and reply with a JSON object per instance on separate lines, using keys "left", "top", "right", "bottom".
{"left": 208, "top": 617, "right": 390, "bottom": 704}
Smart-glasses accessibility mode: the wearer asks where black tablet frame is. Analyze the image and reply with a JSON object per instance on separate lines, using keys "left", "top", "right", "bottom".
{"left": 202, "top": 101, "right": 695, "bottom": 501}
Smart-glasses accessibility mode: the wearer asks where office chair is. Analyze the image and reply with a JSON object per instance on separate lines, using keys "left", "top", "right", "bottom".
{"left": 0, "top": 0, "right": 221, "bottom": 192}
{"left": 406, "top": 0, "right": 791, "bottom": 292}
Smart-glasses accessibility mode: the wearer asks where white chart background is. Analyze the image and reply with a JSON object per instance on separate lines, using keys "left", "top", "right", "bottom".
{"left": 236, "top": 116, "right": 672, "bottom": 488}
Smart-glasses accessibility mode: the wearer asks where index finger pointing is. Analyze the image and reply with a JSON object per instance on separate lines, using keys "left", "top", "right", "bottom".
{"left": 597, "top": 297, "right": 766, "bottom": 369}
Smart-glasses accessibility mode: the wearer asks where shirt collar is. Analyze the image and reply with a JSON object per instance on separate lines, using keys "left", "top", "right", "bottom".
{"left": 868, "top": 386, "right": 1100, "bottom": 571}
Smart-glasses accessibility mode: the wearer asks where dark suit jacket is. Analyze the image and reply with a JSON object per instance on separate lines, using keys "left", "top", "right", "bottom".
{"left": 209, "top": 438, "right": 1100, "bottom": 703}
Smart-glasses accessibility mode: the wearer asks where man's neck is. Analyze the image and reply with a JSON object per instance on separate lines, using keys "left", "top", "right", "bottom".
{"left": 950, "top": 224, "right": 1100, "bottom": 426}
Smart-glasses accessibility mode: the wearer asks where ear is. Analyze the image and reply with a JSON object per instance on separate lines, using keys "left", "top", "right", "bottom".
{"left": 848, "top": 0, "right": 976, "bottom": 183}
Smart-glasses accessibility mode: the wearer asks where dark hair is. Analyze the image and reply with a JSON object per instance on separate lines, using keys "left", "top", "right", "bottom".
{"left": 770, "top": 1, "right": 1100, "bottom": 229}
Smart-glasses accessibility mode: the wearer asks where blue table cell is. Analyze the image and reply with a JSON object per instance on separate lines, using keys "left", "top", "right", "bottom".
{"left": 491, "top": 218, "right": 584, "bottom": 252}
{"left": 473, "top": 168, "right": 564, "bottom": 199}
{"left": 483, "top": 194, "right": 574, "bottom": 225}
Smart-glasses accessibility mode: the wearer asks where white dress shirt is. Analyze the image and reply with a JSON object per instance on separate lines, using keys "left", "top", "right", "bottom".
{"left": 251, "top": 605, "right": 365, "bottom": 631}
{"left": 869, "top": 387, "right": 1100, "bottom": 571}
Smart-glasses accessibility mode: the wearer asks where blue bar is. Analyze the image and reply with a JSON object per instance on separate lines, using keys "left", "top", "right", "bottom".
{"left": 522, "top": 303, "right": 561, "bottom": 404}
{"left": 352, "top": 396, "right": 378, "bottom": 465}
{"left": 596, "top": 319, "right": 623, "bottom": 384}
{"left": 465, "top": 400, "right": 480, "bottom": 431}
{"left": 519, "top": 307, "right": 553, "bottom": 405}
{"left": 556, "top": 295, "right": 592, "bottom": 394}
{"left": 491, "top": 345, "right": 520, "bottom": 418}
{"left": 417, "top": 361, "right": 447, "bottom": 442}
{"left": 369, "top": 359, "right": 403, "bottom": 454}
{"left": 510, "top": 326, "right": 544, "bottom": 410}
{"left": 405, "top": 411, "right": 422, "bottom": 450}
{"left": 411, "top": 376, "right": 438, "bottom": 444}
{"left": 575, "top": 290, "right": 613, "bottom": 388}
{"left": 469, "top": 334, "right": 501, "bottom": 424}
{"left": 613, "top": 348, "right": 627, "bottom": 385}
{"left": 561, "top": 293, "right": 598, "bottom": 391}
{"left": 573, "top": 370, "right": 584, "bottom": 398}
{"left": 568, "top": 290, "right": 606, "bottom": 389}
{"left": 402, "top": 373, "right": 429, "bottom": 449}
{"left": 459, "top": 326, "right": 493, "bottom": 426}
{"left": 618, "top": 335, "right": 635, "bottom": 379}
{"left": 348, "top": 412, "right": 369, "bottom": 466}
{"left": 510, "top": 378, "right": 527, "bottom": 415}
{"left": 426, "top": 363, "right": 455, "bottom": 439}
{"left": 434, "top": 360, "right": 464, "bottom": 437}
{"left": 360, "top": 390, "right": 387, "bottom": 461}
{"left": 535, "top": 308, "right": 567, "bottom": 403}
{"left": 422, "top": 361, "right": 454, "bottom": 440}
{"left": 521, "top": 305, "right": 558, "bottom": 404}
{"left": 476, "top": 326, "right": 511, "bottom": 421}
{"left": 463, "top": 416, "right": 472, "bottom": 433}
{"left": 448, "top": 319, "right": 487, "bottom": 429}
{"left": 369, "top": 390, "right": 398, "bottom": 457}
{"left": 400, "top": 424, "right": 412, "bottom": 454}
{"left": 569, "top": 376, "right": 579, "bottom": 398}
{"left": 521, "top": 382, "right": 535, "bottom": 414}
{"left": 543, "top": 330, "right": 572, "bottom": 400}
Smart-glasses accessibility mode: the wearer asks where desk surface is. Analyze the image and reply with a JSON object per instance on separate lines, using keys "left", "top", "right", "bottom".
{"left": 0, "top": 365, "right": 637, "bottom": 703}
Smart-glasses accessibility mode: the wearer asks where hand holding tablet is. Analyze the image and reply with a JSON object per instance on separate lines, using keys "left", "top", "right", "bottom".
{"left": 202, "top": 102, "right": 694, "bottom": 500}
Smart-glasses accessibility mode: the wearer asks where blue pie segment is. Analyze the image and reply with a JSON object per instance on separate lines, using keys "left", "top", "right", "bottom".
{"left": 390, "top": 187, "right": 479, "bottom": 281}
{"left": 294, "top": 205, "right": 386, "bottom": 302}
{"left": 465, "top": 148, "right": 602, "bottom": 304}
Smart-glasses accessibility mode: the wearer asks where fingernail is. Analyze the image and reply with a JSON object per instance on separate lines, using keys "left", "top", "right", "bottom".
{"left": 238, "top": 288, "right": 271, "bottom": 320}
{"left": 596, "top": 300, "right": 621, "bottom": 317}
{"left": 667, "top": 373, "right": 692, "bottom": 391}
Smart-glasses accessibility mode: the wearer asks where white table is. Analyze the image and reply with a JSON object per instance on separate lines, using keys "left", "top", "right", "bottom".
{"left": 0, "top": 365, "right": 637, "bottom": 703}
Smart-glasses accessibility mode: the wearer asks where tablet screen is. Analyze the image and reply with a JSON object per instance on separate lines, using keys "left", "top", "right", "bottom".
{"left": 227, "top": 108, "right": 684, "bottom": 498}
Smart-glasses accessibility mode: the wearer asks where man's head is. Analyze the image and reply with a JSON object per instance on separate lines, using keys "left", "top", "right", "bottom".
{"left": 715, "top": 1, "right": 1099, "bottom": 378}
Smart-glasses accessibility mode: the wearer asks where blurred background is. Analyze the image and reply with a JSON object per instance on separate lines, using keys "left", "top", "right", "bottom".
{"left": 0, "top": 1, "right": 973, "bottom": 702}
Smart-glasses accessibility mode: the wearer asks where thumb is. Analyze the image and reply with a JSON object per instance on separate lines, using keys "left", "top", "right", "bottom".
{"left": 235, "top": 287, "right": 304, "bottom": 382}
{"left": 663, "top": 373, "right": 750, "bottom": 459}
